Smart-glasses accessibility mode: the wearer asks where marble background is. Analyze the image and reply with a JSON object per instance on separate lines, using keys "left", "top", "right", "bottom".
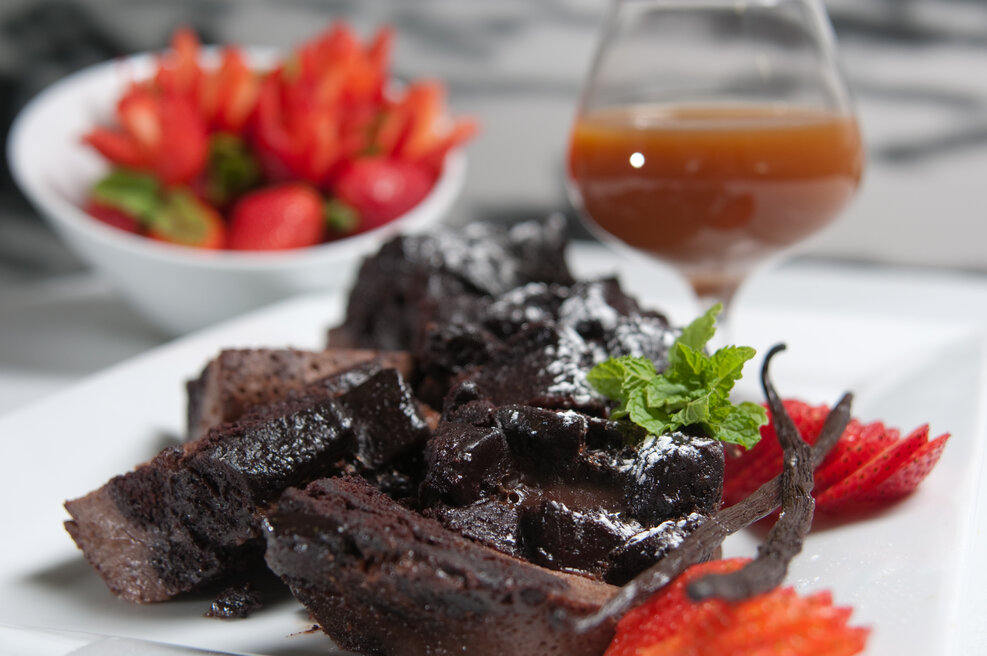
{"left": 1, "top": 0, "right": 986, "bottom": 292}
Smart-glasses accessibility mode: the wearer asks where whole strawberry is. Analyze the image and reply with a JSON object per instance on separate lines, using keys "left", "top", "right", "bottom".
{"left": 333, "top": 157, "right": 435, "bottom": 233}
{"left": 228, "top": 184, "right": 327, "bottom": 251}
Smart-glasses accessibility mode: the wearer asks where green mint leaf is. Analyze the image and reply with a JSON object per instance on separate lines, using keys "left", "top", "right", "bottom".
{"left": 669, "top": 303, "right": 721, "bottom": 369}
{"left": 717, "top": 402, "right": 769, "bottom": 449}
{"left": 666, "top": 342, "right": 707, "bottom": 387}
{"left": 586, "top": 304, "right": 763, "bottom": 449}
{"left": 627, "top": 394, "right": 672, "bottom": 437}
{"left": 588, "top": 356, "right": 657, "bottom": 398}
{"left": 707, "top": 345, "right": 757, "bottom": 399}
{"left": 644, "top": 377, "right": 691, "bottom": 409}
{"left": 670, "top": 391, "right": 713, "bottom": 429}
{"left": 586, "top": 358, "right": 630, "bottom": 401}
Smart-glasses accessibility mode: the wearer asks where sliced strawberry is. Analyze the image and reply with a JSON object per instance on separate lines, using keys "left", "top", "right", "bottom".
{"left": 84, "top": 87, "right": 209, "bottom": 185}
{"left": 605, "top": 559, "right": 749, "bottom": 656}
{"left": 814, "top": 425, "right": 930, "bottom": 512}
{"left": 414, "top": 118, "right": 479, "bottom": 173}
{"left": 150, "top": 94, "right": 210, "bottom": 185}
{"left": 605, "top": 558, "right": 869, "bottom": 656}
{"left": 83, "top": 200, "right": 142, "bottom": 234}
{"left": 148, "top": 189, "right": 225, "bottom": 249}
{"left": 208, "top": 48, "right": 260, "bottom": 133}
{"left": 228, "top": 184, "right": 326, "bottom": 251}
{"left": 333, "top": 157, "right": 435, "bottom": 232}
{"left": 154, "top": 26, "right": 204, "bottom": 103}
{"left": 83, "top": 128, "right": 145, "bottom": 169}
{"left": 813, "top": 422, "right": 896, "bottom": 493}
{"left": 857, "top": 432, "right": 949, "bottom": 503}
{"left": 723, "top": 403, "right": 949, "bottom": 515}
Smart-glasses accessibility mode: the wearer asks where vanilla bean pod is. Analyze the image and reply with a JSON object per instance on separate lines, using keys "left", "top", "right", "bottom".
{"left": 573, "top": 344, "right": 852, "bottom": 633}
{"left": 687, "top": 344, "right": 813, "bottom": 601}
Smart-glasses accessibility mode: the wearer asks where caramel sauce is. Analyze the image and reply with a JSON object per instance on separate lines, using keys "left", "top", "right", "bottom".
{"left": 568, "top": 105, "right": 864, "bottom": 293}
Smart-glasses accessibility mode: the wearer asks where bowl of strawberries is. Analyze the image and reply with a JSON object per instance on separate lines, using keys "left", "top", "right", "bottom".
{"left": 8, "top": 23, "right": 474, "bottom": 335}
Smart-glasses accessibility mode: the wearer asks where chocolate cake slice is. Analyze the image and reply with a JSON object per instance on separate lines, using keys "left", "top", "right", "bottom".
{"left": 65, "top": 369, "right": 430, "bottom": 603}
{"left": 264, "top": 476, "right": 618, "bottom": 656}
{"left": 186, "top": 348, "right": 412, "bottom": 441}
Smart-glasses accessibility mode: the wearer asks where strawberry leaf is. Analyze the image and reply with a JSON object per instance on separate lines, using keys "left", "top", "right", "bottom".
{"left": 89, "top": 169, "right": 162, "bottom": 224}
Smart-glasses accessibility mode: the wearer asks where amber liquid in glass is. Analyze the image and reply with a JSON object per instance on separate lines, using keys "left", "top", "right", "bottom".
{"left": 568, "top": 105, "right": 864, "bottom": 298}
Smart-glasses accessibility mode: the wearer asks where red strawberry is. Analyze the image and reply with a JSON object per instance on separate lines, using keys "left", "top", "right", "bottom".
{"left": 84, "top": 87, "right": 209, "bottom": 185}
{"left": 606, "top": 559, "right": 747, "bottom": 656}
{"left": 228, "top": 184, "right": 326, "bottom": 251}
{"left": 814, "top": 425, "right": 941, "bottom": 511}
{"left": 723, "top": 401, "right": 950, "bottom": 514}
{"left": 605, "top": 559, "right": 869, "bottom": 656}
{"left": 862, "top": 433, "right": 949, "bottom": 502}
{"left": 812, "top": 422, "right": 897, "bottom": 492}
{"left": 332, "top": 157, "right": 435, "bottom": 232}
{"left": 84, "top": 199, "right": 142, "bottom": 234}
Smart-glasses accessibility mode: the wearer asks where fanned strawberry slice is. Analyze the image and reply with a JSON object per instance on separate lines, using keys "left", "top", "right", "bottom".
{"left": 604, "top": 559, "right": 869, "bottom": 656}
{"left": 814, "top": 425, "right": 930, "bottom": 511}
{"left": 839, "top": 430, "right": 949, "bottom": 505}
{"left": 723, "top": 401, "right": 950, "bottom": 514}
{"left": 813, "top": 422, "right": 897, "bottom": 493}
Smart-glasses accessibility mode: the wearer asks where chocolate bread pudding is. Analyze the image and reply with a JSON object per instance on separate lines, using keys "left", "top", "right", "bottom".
{"left": 262, "top": 220, "right": 727, "bottom": 653}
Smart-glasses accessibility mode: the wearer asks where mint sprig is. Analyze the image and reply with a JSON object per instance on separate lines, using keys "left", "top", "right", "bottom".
{"left": 587, "top": 304, "right": 767, "bottom": 449}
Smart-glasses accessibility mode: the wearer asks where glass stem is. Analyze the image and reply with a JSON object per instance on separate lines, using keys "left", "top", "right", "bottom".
{"left": 694, "top": 278, "right": 741, "bottom": 348}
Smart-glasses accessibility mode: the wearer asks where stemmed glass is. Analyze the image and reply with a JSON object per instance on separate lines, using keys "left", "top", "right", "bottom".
{"left": 566, "top": 0, "right": 864, "bottom": 328}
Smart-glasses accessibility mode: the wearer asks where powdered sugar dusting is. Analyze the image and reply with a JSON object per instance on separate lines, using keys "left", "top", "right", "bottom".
{"left": 625, "top": 512, "right": 706, "bottom": 551}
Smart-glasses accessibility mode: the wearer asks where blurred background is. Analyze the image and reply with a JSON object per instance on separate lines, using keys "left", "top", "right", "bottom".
{"left": 1, "top": 0, "right": 985, "bottom": 284}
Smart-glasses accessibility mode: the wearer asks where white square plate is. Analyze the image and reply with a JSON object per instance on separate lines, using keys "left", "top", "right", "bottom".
{"left": 1, "top": 245, "right": 985, "bottom": 655}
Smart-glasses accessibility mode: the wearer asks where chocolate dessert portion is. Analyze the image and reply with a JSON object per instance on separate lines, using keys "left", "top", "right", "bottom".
{"left": 65, "top": 368, "right": 429, "bottom": 602}
{"left": 328, "top": 216, "right": 575, "bottom": 352}
{"left": 264, "top": 476, "right": 618, "bottom": 656}
{"left": 64, "top": 218, "right": 732, "bottom": 656}
{"left": 186, "top": 348, "right": 412, "bottom": 441}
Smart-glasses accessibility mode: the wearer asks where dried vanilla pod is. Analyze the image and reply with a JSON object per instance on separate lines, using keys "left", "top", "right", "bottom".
{"left": 687, "top": 344, "right": 816, "bottom": 601}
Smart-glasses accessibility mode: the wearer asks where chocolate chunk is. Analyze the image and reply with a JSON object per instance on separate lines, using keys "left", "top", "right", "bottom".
{"left": 497, "top": 405, "right": 587, "bottom": 479}
{"left": 421, "top": 424, "right": 513, "bottom": 506}
{"left": 521, "top": 499, "right": 638, "bottom": 579}
{"left": 205, "top": 583, "right": 263, "bottom": 619}
{"left": 429, "top": 498, "right": 525, "bottom": 557}
{"left": 618, "top": 433, "right": 725, "bottom": 524}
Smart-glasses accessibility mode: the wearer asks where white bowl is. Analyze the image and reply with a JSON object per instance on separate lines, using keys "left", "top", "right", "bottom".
{"left": 7, "top": 51, "right": 466, "bottom": 336}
